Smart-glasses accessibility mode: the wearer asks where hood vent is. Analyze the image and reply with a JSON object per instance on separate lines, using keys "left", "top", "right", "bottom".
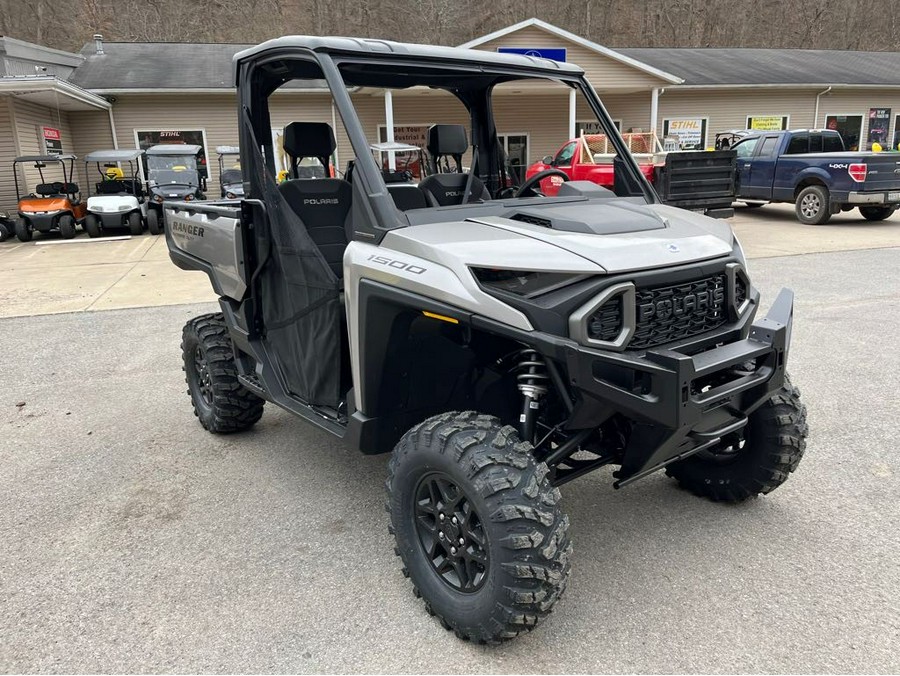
{"left": 509, "top": 212, "right": 552, "bottom": 228}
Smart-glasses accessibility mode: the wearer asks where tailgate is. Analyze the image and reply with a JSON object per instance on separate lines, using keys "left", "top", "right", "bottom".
{"left": 164, "top": 201, "right": 248, "bottom": 301}
{"left": 655, "top": 150, "right": 736, "bottom": 210}
{"left": 862, "top": 155, "right": 900, "bottom": 194}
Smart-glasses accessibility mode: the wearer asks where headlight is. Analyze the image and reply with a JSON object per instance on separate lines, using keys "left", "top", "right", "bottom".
{"left": 153, "top": 194, "right": 164, "bottom": 203}
{"left": 470, "top": 267, "right": 584, "bottom": 298}
{"left": 226, "top": 192, "right": 237, "bottom": 199}
{"left": 184, "top": 194, "right": 194, "bottom": 201}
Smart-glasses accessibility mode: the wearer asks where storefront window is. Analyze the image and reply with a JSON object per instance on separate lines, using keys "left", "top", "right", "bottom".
{"left": 662, "top": 118, "right": 707, "bottom": 150}
{"left": 824, "top": 114, "right": 863, "bottom": 151}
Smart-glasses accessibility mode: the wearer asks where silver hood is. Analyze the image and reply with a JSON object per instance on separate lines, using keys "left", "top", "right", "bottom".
{"left": 467, "top": 202, "right": 734, "bottom": 273}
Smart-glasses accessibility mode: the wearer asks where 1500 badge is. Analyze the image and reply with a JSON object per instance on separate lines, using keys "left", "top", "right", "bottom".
{"left": 367, "top": 254, "right": 426, "bottom": 274}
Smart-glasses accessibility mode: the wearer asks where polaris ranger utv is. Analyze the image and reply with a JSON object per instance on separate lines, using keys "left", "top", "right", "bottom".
{"left": 165, "top": 37, "right": 807, "bottom": 644}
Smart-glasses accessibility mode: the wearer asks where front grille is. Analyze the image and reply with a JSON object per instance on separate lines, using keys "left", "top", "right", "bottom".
{"left": 587, "top": 295, "right": 623, "bottom": 342}
{"left": 630, "top": 274, "right": 728, "bottom": 349}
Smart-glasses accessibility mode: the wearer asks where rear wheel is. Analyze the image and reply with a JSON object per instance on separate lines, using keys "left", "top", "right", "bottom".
{"left": 0, "top": 221, "right": 9, "bottom": 242}
{"left": 182, "top": 313, "right": 265, "bottom": 433}
{"left": 84, "top": 214, "right": 101, "bottom": 238}
{"left": 666, "top": 376, "right": 808, "bottom": 502}
{"left": 859, "top": 206, "right": 895, "bottom": 221}
{"left": 387, "top": 412, "right": 571, "bottom": 643}
{"left": 16, "top": 218, "right": 33, "bottom": 242}
{"left": 795, "top": 185, "right": 831, "bottom": 225}
{"left": 147, "top": 208, "right": 162, "bottom": 235}
{"left": 127, "top": 211, "right": 143, "bottom": 236}
{"left": 58, "top": 214, "right": 76, "bottom": 239}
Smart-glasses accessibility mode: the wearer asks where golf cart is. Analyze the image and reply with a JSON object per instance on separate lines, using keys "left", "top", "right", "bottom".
{"left": 83, "top": 149, "right": 147, "bottom": 237}
{"left": 0, "top": 211, "right": 13, "bottom": 242}
{"left": 370, "top": 141, "right": 427, "bottom": 182}
{"left": 145, "top": 144, "right": 206, "bottom": 235}
{"left": 216, "top": 146, "right": 244, "bottom": 198}
{"left": 164, "top": 37, "right": 807, "bottom": 644}
{"left": 13, "top": 154, "right": 86, "bottom": 241}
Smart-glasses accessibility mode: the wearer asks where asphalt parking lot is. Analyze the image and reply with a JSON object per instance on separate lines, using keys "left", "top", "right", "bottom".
{"left": 1, "top": 205, "right": 899, "bottom": 673}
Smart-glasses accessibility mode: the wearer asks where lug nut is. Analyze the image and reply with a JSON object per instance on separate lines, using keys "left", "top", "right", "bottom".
{"left": 438, "top": 532, "right": 445, "bottom": 540}
{"left": 451, "top": 516, "right": 458, "bottom": 525}
{"left": 439, "top": 513, "right": 445, "bottom": 522}
{"left": 459, "top": 537, "right": 465, "bottom": 545}
{"left": 450, "top": 546, "right": 457, "bottom": 555}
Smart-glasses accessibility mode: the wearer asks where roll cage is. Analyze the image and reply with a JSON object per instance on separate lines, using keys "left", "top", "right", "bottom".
{"left": 234, "top": 38, "right": 657, "bottom": 244}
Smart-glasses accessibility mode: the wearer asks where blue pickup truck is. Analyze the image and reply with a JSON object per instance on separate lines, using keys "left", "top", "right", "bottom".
{"left": 731, "top": 129, "right": 900, "bottom": 224}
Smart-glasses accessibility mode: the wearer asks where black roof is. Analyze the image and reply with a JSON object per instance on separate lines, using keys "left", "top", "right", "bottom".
{"left": 70, "top": 42, "right": 252, "bottom": 89}
{"left": 618, "top": 47, "right": 900, "bottom": 86}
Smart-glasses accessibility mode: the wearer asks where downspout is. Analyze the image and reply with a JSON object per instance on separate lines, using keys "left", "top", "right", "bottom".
{"left": 107, "top": 106, "right": 119, "bottom": 149}
{"left": 814, "top": 86, "right": 832, "bottom": 129}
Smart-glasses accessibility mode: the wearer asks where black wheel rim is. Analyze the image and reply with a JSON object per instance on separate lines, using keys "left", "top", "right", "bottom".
{"left": 193, "top": 346, "right": 213, "bottom": 406}
{"left": 413, "top": 472, "right": 489, "bottom": 593}
{"left": 697, "top": 432, "right": 748, "bottom": 464}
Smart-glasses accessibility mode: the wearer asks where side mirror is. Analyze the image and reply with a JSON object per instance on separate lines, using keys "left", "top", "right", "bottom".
{"left": 542, "top": 155, "right": 554, "bottom": 165}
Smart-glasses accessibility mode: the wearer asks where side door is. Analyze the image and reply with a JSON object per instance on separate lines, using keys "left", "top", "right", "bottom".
{"left": 732, "top": 136, "right": 760, "bottom": 196}
{"left": 743, "top": 135, "right": 780, "bottom": 199}
{"left": 540, "top": 140, "right": 577, "bottom": 196}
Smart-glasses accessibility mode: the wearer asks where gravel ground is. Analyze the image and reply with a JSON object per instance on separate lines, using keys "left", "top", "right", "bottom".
{"left": 1, "top": 247, "right": 898, "bottom": 673}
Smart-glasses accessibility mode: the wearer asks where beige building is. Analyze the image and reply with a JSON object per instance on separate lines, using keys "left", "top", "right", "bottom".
{"left": 5, "top": 18, "right": 900, "bottom": 211}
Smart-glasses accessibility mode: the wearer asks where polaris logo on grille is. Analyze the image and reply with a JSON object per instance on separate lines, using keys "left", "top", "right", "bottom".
{"left": 303, "top": 198, "right": 339, "bottom": 205}
{"left": 639, "top": 287, "right": 725, "bottom": 321}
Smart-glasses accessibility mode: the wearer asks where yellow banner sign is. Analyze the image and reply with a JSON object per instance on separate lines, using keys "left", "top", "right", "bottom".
{"left": 748, "top": 116, "right": 786, "bottom": 131}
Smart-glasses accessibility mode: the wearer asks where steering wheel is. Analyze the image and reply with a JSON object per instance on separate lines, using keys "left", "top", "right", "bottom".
{"left": 515, "top": 168, "right": 570, "bottom": 197}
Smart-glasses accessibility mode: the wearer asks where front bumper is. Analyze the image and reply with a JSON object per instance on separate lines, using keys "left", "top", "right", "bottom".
{"left": 563, "top": 287, "right": 794, "bottom": 485}
{"left": 847, "top": 190, "right": 900, "bottom": 205}
{"left": 20, "top": 211, "right": 60, "bottom": 231}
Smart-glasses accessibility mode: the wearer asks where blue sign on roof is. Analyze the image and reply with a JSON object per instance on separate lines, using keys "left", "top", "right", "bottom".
{"left": 498, "top": 47, "right": 567, "bottom": 63}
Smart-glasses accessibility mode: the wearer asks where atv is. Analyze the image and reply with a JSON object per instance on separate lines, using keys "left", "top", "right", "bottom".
{"left": 145, "top": 144, "right": 206, "bottom": 235}
{"left": 83, "top": 149, "right": 147, "bottom": 237}
{"left": 216, "top": 146, "right": 244, "bottom": 199}
{"left": 164, "top": 37, "right": 808, "bottom": 644}
{"left": 13, "top": 154, "right": 86, "bottom": 241}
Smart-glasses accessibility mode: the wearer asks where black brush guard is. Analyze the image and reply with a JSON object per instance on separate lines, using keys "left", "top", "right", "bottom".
{"left": 562, "top": 288, "right": 793, "bottom": 486}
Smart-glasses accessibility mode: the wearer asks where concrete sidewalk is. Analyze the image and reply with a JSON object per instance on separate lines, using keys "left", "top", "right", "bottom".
{"left": 0, "top": 202, "right": 898, "bottom": 319}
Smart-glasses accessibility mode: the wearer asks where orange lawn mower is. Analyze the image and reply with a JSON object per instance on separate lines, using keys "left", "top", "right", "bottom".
{"left": 13, "top": 154, "right": 87, "bottom": 241}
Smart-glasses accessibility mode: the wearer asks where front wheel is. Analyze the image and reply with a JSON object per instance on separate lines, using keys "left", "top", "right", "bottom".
{"left": 859, "top": 206, "right": 895, "bottom": 222}
{"left": 0, "top": 221, "right": 9, "bottom": 242}
{"left": 58, "top": 214, "right": 76, "bottom": 239}
{"left": 16, "top": 218, "right": 33, "bottom": 242}
{"left": 127, "top": 211, "right": 143, "bottom": 236}
{"left": 84, "top": 214, "right": 101, "bottom": 238}
{"left": 666, "top": 376, "right": 808, "bottom": 502}
{"left": 387, "top": 412, "right": 571, "bottom": 644}
{"left": 147, "top": 208, "right": 162, "bottom": 235}
{"left": 181, "top": 313, "right": 265, "bottom": 433}
{"left": 795, "top": 185, "right": 831, "bottom": 225}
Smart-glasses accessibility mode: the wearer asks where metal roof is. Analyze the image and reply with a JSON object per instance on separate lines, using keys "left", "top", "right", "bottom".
{"left": 84, "top": 149, "right": 144, "bottom": 162}
{"left": 146, "top": 144, "right": 203, "bottom": 155}
{"left": 618, "top": 48, "right": 900, "bottom": 86}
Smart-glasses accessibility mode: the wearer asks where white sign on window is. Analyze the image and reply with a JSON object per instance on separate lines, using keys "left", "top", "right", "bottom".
{"left": 663, "top": 118, "right": 706, "bottom": 149}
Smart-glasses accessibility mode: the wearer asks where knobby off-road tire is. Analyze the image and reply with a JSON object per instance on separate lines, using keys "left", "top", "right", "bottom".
{"left": 181, "top": 313, "right": 264, "bottom": 433}
{"left": 795, "top": 185, "right": 831, "bottom": 225}
{"left": 666, "top": 376, "right": 808, "bottom": 502}
{"left": 128, "top": 211, "right": 143, "bottom": 236}
{"left": 147, "top": 208, "right": 162, "bottom": 235}
{"left": 859, "top": 206, "right": 895, "bottom": 222}
{"left": 15, "top": 218, "right": 32, "bottom": 242}
{"left": 84, "top": 214, "right": 102, "bottom": 238}
{"left": 387, "top": 411, "right": 571, "bottom": 644}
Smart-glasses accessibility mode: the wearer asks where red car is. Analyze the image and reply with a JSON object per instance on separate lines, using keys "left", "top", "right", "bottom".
{"left": 525, "top": 133, "right": 660, "bottom": 196}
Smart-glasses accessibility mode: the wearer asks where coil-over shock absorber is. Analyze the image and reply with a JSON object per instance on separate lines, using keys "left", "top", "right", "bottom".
{"left": 512, "top": 348, "right": 548, "bottom": 444}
